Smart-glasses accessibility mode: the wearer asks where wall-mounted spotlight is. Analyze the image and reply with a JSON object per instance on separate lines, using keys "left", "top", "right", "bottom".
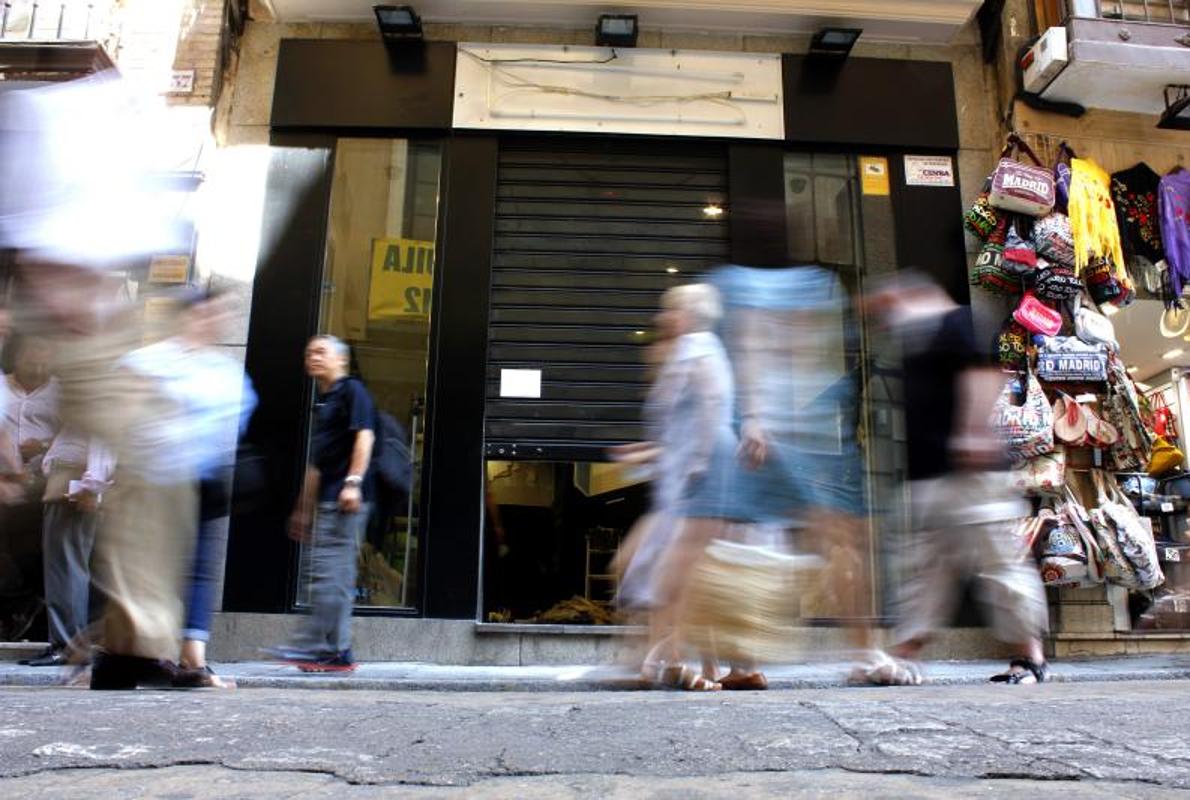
{"left": 373, "top": 5, "right": 423, "bottom": 42}
{"left": 808, "top": 27, "right": 862, "bottom": 59}
{"left": 1158, "top": 85, "right": 1190, "bottom": 131}
{"left": 596, "top": 14, "right": 638, "bottom": 48}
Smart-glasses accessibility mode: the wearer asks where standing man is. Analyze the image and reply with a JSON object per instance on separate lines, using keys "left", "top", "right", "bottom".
{"left": 266, "top": 335, "right": 374, "bottom": 673}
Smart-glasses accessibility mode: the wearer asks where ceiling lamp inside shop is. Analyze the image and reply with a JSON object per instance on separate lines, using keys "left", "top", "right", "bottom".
{"left": 265, "top": 1, "right": 984, "bottom": 45}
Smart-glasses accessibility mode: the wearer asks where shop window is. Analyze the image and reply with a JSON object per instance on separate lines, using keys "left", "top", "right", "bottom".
{"left": 483, "top": 460, "right": 648, "bottom": 624}
{"left": 296, "top": 139, "right": 442, "bottom": 612}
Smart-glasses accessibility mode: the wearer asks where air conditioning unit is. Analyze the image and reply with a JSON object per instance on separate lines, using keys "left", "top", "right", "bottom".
{"left": 1021, "top": 26, "right": 1069, "bottom": 94}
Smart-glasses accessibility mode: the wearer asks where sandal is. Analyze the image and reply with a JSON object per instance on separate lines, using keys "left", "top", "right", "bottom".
{"left": 849, "top": 650, "right": 923, "bottom": 686}
{"left": 990, "top": 657, "right": 1049, "bottom": 685}
{"left": 718, "top": 671, "right": 768, "bottom": 691}
{"left": 659, "top": 663, "right": 721, "bottom": 691}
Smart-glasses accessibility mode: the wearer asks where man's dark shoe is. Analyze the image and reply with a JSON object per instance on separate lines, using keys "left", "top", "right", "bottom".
{"left": 20, "top": 647, "right": 67, "bottom": 667}
{"left": 89, "top": 652, "right": 184, "bottom": 690}
{"left": 296, "top": 648, "right": 356, "bottom": 673}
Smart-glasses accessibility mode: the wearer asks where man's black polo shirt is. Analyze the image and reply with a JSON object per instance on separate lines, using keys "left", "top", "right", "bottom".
{"left": 311, "top": 376, "right": 376, "bottom": 503}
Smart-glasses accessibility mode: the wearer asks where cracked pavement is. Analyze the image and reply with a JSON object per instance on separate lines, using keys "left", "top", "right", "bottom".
{"left": 0, "top": 681, "right": 1187, "bottom": 797}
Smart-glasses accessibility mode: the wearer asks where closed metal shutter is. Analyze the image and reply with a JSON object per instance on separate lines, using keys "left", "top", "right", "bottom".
{"left": 486, "top": 137, "right": 729, "bottom": 461}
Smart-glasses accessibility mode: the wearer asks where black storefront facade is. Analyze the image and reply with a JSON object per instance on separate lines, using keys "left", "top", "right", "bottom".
{"left": 221, "top": 37, "right": 968, "bottom": 641}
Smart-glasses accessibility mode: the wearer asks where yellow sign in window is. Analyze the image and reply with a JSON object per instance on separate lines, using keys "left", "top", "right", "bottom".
{"left": 368, "top": 237, "right": 435, "bottom": 320}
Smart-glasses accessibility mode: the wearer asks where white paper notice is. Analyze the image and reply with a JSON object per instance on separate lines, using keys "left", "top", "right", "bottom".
{"left": 904, "top": 155, "right": 955, "bottom": 187}
{"left": 500, "top": 369, "right": 542, "bottom": 399}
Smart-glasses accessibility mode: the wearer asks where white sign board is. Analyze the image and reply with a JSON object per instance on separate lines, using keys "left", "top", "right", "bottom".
{"left": 454, "top": 44, "right": 784, "bottom": 140}
{"left": 500, "top": 369, "right": 542, "bottom": 399}
{"left": 904, "top": 155, "right": 956, "bottom": 187}
{"left": 169, "top": 70, "right": 196, "bottom": 94}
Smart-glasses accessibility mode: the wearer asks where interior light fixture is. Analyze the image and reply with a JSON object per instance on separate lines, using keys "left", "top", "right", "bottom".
{"left": 1162, "top": 348, "right": 1184, "bottom": 360}
{"left": 1102, "top": 304, "right": 1119, "bottom": 316}
{"left": 1127, "top": 366, "right": 1139, "bottom": 374}
{"left": 596, "top": 14, "right": 638, "bottom": 48}
{"left": 702, "top": 204, "right": 724, "bottom": 218}
{"left": 809, "top": 27, "right": 863, "bottom": 59}
{"left": 666, "top": 267, "right": 680, "bottom": 274}
{"left": 1158, "top": 85, "right": 1190, "bottom": 131}
{"left": 373, "top": 5, "right": 423, "bottom": 42}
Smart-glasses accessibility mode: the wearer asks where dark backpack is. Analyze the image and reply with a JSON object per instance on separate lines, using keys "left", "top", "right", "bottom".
{"left": 372, "top": 410, "right": 412, "bottom": 505}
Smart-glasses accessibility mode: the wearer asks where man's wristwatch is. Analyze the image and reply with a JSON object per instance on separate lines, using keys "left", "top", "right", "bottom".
{"left": 344, "top": 475, "right": 363, "bottom": 488}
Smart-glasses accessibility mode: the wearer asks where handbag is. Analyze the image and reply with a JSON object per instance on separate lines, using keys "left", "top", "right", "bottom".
{"left": 971, "top": 219, "right": 1023, "bottom": 296}
{"left": 996, "top": 318, "right": 1031, "bottom": 370}
{"left": 1148, "top": 436, "right": 1185, "bottom": 477}
{"left": 964, "top": 180, "right": 1002, "bottom": 242}
{"left": 1073, "top": 294, "right": 1119, "bottom": 352}
{"left": 1003, "top": 224, "right": 1039, "bottom": 275}
{"left": 1090, "top": 470, "right": 1164, "bottom": 591}
{"left": 1149, "top": 392, "right": 1178, "bottom": 439}
{"left": 1043, "top": 487, "right": 1104, "bottom": 587}
{"left": 989, "top": 135, "right": 1057, "bottom": 217}
{"left": 1052, "top": 394, "right": 1088, "bottom": 445}
{"left": 1053, "top": 142, "right": 1076, "bottom": 215}
{"left": 1036, "top": 336, "right": 1109, "bottom": 383}
{"left": 1034, "top": 262, "right": 1083, "bottom": 303}
{"left": 1013, "top": 291, "right": 1062, "bottom": 336}
{"left": 1011, "top": 447, "right": 1066, "bottom": 495}
{"left": 992, "top": 371, "right": 1054, "bottom": 461}
{"left": 1106, "top": 360, "right": 1153, "bottom": 470}
{"left": 1033, "top": 213, "right": 1076, "bottom": 268}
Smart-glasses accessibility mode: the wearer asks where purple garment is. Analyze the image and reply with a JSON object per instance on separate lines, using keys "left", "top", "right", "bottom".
{"left": 1160, "top": 170, "right": 1190, "bottom": 298}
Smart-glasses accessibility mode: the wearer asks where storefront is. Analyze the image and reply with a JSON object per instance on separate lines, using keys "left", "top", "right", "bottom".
{"left": 221, "top": 31, "right": 977, "bottom": 653}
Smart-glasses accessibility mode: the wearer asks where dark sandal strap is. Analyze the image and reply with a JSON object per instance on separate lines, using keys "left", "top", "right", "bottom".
{"left": 991, "top": 657, "right": 1048, "bottom": 684}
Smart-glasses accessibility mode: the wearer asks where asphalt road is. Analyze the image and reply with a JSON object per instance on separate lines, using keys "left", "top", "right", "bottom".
{"left": 0, "top": 681, "right": 1186, "bottom": 797}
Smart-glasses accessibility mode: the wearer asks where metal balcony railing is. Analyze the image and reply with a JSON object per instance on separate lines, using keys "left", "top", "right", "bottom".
{"left": 1065, "top": 0, "right": 1190, "bottom": 23}
{"left": 0, "top": 1, "right": 113, "bottom": 41}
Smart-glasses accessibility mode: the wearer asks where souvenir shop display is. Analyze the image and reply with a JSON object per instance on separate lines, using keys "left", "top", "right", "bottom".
{"left": 968, "top": 135, "right": 1190, "bottom": 611}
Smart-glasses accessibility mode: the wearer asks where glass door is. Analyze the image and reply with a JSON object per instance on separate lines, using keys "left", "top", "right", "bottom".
{"left": 296, "top": 138, "right": 442, "bottom": 612}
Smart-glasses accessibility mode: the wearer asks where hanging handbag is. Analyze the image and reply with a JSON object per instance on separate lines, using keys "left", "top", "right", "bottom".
{"left": 1105, "top": 359, "right": 1153, "bottom": 471}
{"left": 1054, "top": 142, "right": 1076, "bottom": 215}
{"left": 1148, "top": 436, "right": 1185, "bottom": 477}
{"left": 1090, "top": 470, "right": 1164, "bottom": 591}
{"left": 971, "top": 218, "right": 1022, "bottom": 296}
{"left": 989, "top": 134, "right": 1057, "bottom": 217}
{"left": 1044, "top": 487, "right": 1104, "bottom": 587}
{"left": 992, "top": 371, "right": 1054, "bottom": 461}
{"left": 1003, "top": 224, "right": 1039, "bottom": 275}
{"left": 996, "top": 318, "right": 1031, "bottom": 371}
{"left": 1036, "top": 336, "right": 1109, "bottom": 383}
{"left": 1033, "top": 213, "right": 1076, "bottom": 268}
{"left": 1052, "top": 394, "right": 1088, "bottom": 445}
{"left": 1073, "top": 294, "right": 1119, "bottom": 352}
{"left": 1034, "top": 262, "right": 1083, "bottom": 303}
{"left": 1011, "top": 447, "right": 1066, "bottom": 495}
{"left": 964, "top": 179, "right": 1002, "bottom": 242}
{"left": 1013, "top": 291, "right": 1062, "bottom": 336}
{"left": 1149, "top": 392, "right": 1178, "bottom": 439}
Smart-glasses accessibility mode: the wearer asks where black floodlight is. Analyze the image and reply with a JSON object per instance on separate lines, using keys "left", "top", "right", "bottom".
{"left": 1158, "top": 85, "right": 1190, "bottom": 131}
{"left": 373, "top": 5, "right": 423, "bottom": 41}
{"left": 596, "top": 14, "right": 638, "bottom": 48}
{"left": 809, "top": 27, "right": 862, "bottom": 59}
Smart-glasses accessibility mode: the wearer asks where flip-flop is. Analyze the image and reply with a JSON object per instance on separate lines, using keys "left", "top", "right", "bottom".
{"left": 660, "top": 664, "right": 721, "bottom": 691}
{"left": 718, "top": 671, "right": 768, "bottom": 691}
{"left": 989, "top": 657, "right": 1049, "bottom": 685}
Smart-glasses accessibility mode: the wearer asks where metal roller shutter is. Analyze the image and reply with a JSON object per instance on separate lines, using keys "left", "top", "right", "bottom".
{"left": 486, "top": 137, "right": 729, "bottom": 461}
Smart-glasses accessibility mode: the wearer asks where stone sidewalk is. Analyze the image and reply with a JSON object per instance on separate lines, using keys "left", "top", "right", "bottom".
{"left": 3, "top": 654, "right": 1190, "bottom": 691}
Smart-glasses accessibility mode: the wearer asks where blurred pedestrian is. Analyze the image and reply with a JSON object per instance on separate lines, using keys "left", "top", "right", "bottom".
{"left": 710, "top": 264, "right": 871, "bottom": 687}
{"left": 613, "top": 284, "right": 734, "bottom": 691}
{"left": 264, "top": 335, "right": 375, "bottom": 673}
{"left": 1, "top": 335, "right": 60, "bottom": 640}
{"left": 145, "top": 288, "right": 256, "bottom": 688}
{"left": 867, "top": 271, "right": 1049, "bottom": 685}
{"left": 20, "top": 429, "right": 111, "bottom": 666}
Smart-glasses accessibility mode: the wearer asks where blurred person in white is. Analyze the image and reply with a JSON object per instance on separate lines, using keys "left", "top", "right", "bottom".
{"left": 0, "top": 335, "right": 61, "bottom": 639}
{"left": 19, "top": 429, "right": 112, "bottom": 666}
{"left": 866, "top": 271, "right": 1049, "bottom": 685}
{"left": 613, "top": 284, "right": 735, "bottom": 691}
{"left": 168, "top": 287, "right": 256, "bottom": 688}
{"left": 0, "top": 72, "right": 200, "bottom": 688}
